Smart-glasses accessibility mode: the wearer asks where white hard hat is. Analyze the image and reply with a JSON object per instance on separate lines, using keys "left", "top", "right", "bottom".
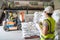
{"left": 44, "top": 6, "right": 53, "bottom": 13}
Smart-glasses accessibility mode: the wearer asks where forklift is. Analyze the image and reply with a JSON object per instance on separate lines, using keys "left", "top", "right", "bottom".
{"left": 3, "top": 10, "right": 21, "bottom": 31}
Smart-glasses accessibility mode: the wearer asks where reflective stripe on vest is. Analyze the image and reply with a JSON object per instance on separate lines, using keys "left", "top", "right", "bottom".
{"left": 41, "top": 35, "right": 55, "bottom": 40}
{"left": 46, "top": 19, "right": 55, "bottom": 34}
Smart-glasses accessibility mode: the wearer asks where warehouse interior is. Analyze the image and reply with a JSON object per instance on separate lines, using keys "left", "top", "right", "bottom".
{"left": 0, "top": 0, "right": 60, "bottom": 40}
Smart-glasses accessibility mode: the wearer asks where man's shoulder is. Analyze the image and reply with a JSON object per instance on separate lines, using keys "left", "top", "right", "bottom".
{"left": 43, "top": 19, "right": 49, "bottom": 27}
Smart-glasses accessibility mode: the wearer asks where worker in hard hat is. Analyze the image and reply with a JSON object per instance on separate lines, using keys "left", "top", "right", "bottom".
{"left": 9, "top": 11, "right": 13, "bottom": 21}
{"left": 40, "top": 6, "right": 56, "bottom": 40}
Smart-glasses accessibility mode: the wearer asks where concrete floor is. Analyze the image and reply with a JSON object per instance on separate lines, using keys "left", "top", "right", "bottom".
{"left": 0, "top": 26, "right": 24, "bottom": 40}
{"left": 0, "top": 26, "right": 40, "bottom": 40}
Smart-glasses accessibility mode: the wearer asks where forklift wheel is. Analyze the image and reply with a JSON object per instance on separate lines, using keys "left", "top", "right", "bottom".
{"left": 3, "top": 26, "right": 9, "bottom": 31}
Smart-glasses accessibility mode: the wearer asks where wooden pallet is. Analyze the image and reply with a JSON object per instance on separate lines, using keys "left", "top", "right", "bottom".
{"left": 25, "top": 35, "right": 40, "bottom": 39}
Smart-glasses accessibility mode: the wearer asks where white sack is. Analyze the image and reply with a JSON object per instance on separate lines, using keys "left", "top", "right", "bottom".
{"left": 33, "top": 12, "right": 42, "bottom": 23}
{"left": 22, "top": 22, "right": 40, "bottom": 38}
{"left": 52, "top": 10, "right": 60, "bottom": 23}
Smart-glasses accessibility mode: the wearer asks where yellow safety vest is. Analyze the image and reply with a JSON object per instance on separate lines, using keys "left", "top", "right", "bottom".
{"left": 40, "top": 17, "right": 56, "bottom": 40}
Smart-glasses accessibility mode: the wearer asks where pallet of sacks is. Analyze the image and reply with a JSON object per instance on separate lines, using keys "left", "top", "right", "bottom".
{"left": 21, "top": 22, "right": 40, "bottom": 39}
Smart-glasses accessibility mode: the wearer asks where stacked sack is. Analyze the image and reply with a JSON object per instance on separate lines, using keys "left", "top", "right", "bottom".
{"left": 52, "top": 10, "right": 60, "bottom": 40}
{"left": 25, "top": 14, "right": 34, "bottom": 22}
{"left": 33, "top": 12, "right": 43, "bottom": 23}
{"left": 52, "top": 10, "right": 60, "bottom": 29}
{"left": 22, "top": 22, "right": 40, "bottom": 38}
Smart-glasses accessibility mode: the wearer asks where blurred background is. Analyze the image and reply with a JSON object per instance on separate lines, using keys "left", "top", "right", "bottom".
{"left": 0, "top": 0, "right": 60, "bottom": 40}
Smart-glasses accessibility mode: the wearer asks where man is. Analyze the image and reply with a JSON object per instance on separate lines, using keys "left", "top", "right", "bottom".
{"left": 9, "top": 11, "right": 13, "bottom": 21}
{"left": 40, "top": 6, "right": 56, "bottom": 40}
{"left": 13, "top": 13, "right": 21, "bottom": 30}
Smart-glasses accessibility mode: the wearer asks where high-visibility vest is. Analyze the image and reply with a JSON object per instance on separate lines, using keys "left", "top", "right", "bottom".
{"left": 41, "top": 17, "right": 56, "bottom": 40}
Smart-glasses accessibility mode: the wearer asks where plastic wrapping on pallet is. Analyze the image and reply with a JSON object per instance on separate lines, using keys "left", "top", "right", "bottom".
{"left": 52, "top": 10, "right": 60, "bottom": 29}
{"left": 25, "top": 14, "right": 34, "bottom": 22}
{"left": 39, "top": 12, "right": 47, "bottom": 23}
{"left": 52, "top": 10, "right": 60, "bottom": 23}
{"left": 22, "top": 22, "right": 40, "bottom": 38}
{"left": 55, "top": 30, "right": 60, "bottom": 40}
{"left": 33, "top": 12, "right": 42, "bottom": 23}
{"left": 52, "top": 10, "right": 60, "bottom": 40}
